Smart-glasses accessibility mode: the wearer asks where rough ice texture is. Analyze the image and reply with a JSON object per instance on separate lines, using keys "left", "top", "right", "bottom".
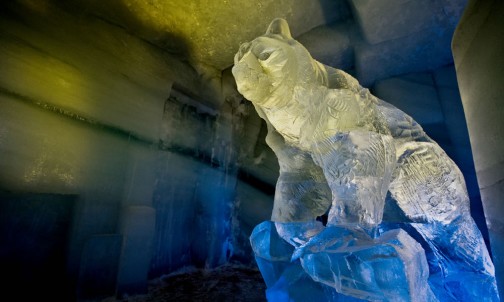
{"left": 349, "top": 0, "right": 439, "bottom": 45}
{"left": 232, "top": 19, "right": 499, "bottom": 301}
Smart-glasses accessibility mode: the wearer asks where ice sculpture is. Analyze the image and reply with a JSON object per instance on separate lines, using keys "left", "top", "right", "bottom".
{"left": 232, "top": 19, "right": 500, "bottom": 301}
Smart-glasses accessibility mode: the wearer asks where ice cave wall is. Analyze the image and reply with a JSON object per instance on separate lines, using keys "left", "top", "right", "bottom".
{"left": 0, "top": 2, "right": 243, "bottom": 300}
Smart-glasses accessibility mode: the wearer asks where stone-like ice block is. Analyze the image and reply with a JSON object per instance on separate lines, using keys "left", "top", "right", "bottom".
{"left": 122, "top": 144, "right": 159, "bottom": 207}
{"left": 161, "top": 93, "right": 217, "bottom": 154}
{"left": 349, "top": 0, "right": 439, "bottom": 44}
{"left": 117, "top": 206, "right": 156, "bottom": 297}
{"left": 297, "top": 23, "right": 354, "bottom": 70}
{"left": 354, "top": 26, "right": 455, "bottom": 86}
{"left": 0, "top": 94, "right": 129, "bottom": 194}
{"left": 233, "top": 18, "right": 499, "bottom": 301}
{"left": 433, "top": 65, "right": 472, "bottom": 148}
{"left": 192, "top": 167, "right": 236, "bottom": 268}
{"left": 433, "top": 64, "right": 460, "bottom": 89}
{"left": 150, "top": 152, "right": 200, "bottom": 277}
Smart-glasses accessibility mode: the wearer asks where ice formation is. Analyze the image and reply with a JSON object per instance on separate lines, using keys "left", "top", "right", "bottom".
{"left": 232, "top": 18, "right": 500, "bottom": 301}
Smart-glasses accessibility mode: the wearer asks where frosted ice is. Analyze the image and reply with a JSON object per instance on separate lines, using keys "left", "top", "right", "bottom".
{"left": 232, "top": 19, "right": 500, "bottom": 301}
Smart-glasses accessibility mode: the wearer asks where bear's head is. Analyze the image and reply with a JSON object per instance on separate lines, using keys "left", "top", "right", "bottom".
{"left": 232, "top": 18, "right": 321, "bottom": 109}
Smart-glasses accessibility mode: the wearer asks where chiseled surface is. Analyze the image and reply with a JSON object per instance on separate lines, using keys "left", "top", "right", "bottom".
{"left": 234, "top": 18, "right": 498, "bottom": 301}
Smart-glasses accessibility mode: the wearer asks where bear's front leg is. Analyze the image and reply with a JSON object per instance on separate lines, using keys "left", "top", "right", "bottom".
{"left": 290, "top": 129, "right": 398, "bottom": 259}
{"left": 310, "top": 130, "right": 397, "bottom": 231}
{"left": 264, "top": 123, "right": 333, "bottom": 223}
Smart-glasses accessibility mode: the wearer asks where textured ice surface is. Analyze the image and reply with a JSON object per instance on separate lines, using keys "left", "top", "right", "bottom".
{"left": 233, "top": 19, "right": 499, "bottom": 301}
{"left": 251, "top": 221, "right": 437, "bottom": 301}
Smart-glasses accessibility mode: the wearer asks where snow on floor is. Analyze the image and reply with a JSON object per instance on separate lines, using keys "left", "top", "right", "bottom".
{"left": 103, "top": 264, "right": 267, "bottom": 302}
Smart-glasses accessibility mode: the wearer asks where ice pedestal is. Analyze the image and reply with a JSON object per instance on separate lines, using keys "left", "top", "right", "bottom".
{"left": 251, "top": 221, "right": 437, "bottom": 301}
{"left": 252, "top": 220, "right": 500, "bottom": 301}
{"left": 252, "top": 219, "right": 500, "bottom": 301}
{"left": 251, "top": 221, "right": 345, "bottom": 302}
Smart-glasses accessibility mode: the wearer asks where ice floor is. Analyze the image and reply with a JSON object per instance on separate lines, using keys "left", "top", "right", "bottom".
{"left": 103, "top": 265, "right": 267, "bottom": 302}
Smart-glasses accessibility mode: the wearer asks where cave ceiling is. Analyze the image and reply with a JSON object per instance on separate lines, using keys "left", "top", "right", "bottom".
{"left": 61, "top": 0, "right": 348, "bottom": 71}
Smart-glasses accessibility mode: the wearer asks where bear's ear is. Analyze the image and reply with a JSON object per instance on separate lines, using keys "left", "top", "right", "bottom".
{"left": 266, "top": 18, "right": 292, "bottom": 40}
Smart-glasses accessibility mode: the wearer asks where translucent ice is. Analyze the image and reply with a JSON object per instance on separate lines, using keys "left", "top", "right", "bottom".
{"left": 233, "top": 19, "right": 500, "bottom": 301}
{"left": 251, "top": 221, "right": 437, "bottom": 301}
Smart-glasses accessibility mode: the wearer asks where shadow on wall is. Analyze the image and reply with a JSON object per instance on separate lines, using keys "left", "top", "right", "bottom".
{"left": 59, "top": 0, "right": 226, "bottom": 109}
{"left": 319, "top": 0, "right": 352, "bottom": 24}
{"left": 57, "top": 0, "right": 193, "bottom": 62}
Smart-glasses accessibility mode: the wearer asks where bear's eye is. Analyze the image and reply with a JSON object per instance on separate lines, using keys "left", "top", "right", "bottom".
{"left": 258, "top": 51, "right": 272, "bottom": 61}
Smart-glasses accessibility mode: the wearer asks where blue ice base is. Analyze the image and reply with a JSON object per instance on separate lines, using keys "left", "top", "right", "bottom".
{"left": 251, "top": 221, "right": 500, "bottom": 302}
